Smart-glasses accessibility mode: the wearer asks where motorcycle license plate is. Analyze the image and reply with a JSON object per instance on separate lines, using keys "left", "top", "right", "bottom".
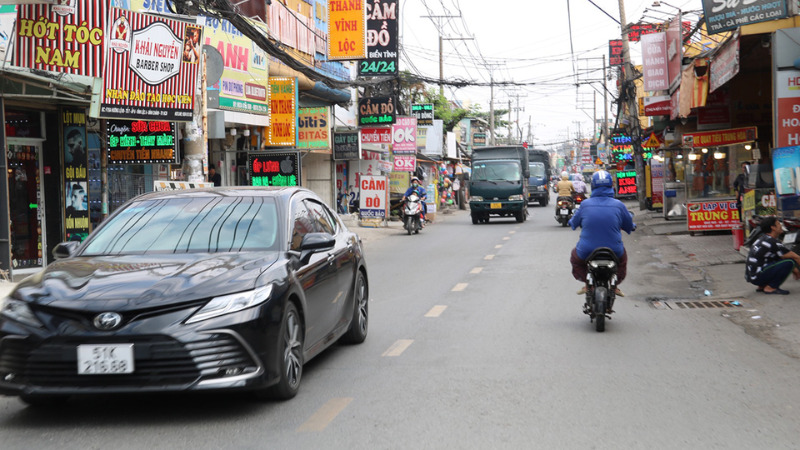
{"left": 77, "top": 344, "right": 134, "bottom": 375}
{"left": 785, "top": 232, "right": 797, "bottom": 244}
{"left": 490, "top": 202, "right": 502, "bottom": 209}
{"left": 560, "top": 209, "right": 569, "bottom": 215}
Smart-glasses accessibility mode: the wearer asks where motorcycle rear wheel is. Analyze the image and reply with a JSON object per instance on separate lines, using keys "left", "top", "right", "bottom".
{"left": 594, "top": 287, "right": 607, "bottom": 332}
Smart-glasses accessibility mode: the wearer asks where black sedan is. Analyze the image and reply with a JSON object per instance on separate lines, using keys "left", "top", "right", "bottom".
{"left": 0, "top": 187, "right": 369, "bottom": 404}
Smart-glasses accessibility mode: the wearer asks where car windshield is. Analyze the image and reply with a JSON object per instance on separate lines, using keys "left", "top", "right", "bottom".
{"left": 82, "top": 196, "right": 280, "bottom": 255}
{"left": 473, "top": 162, "right": 521, "bottom": 181}
{"left": 528, "top": 162, "right": 546, "bottom": 178}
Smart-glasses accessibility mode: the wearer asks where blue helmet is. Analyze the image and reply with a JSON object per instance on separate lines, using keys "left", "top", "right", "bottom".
{"left": 591, "top": 170, "right": 613, "bottom": 189}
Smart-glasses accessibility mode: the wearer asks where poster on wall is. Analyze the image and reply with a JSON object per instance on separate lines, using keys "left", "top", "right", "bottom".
{"left": 107, "top": 119, "right": 177, "bottom": 164}
{"left": 265, "top": 77, "right": 297, "bottom": 146}
{"left": 99, "top": 7, "right": 200, "bottom": 121}
{"left": 62, "top": 107, "right": 90, "bottom": 242}
{"left": 249, "top": 152, "right": 300, "bottom": 186}
{"left": 13, "top": 1, "right": 107, "bottom": 76}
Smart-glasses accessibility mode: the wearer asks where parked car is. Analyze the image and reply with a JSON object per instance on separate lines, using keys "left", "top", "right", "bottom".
{"left": 0, "top": 187, "right": 369, "bottom": 405}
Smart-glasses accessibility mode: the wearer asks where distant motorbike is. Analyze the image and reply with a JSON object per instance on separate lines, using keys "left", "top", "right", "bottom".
{"left": 573, "top": 192, "right": 587, "bottom": 205}
{"left": 402, "top": 192, "right": 423, "bottom": 235}
{"left": 582, "top": 247, "right": 619, "bottom": 332}
{"left": 555, "top": 196, "right": 574, "bottom": 227}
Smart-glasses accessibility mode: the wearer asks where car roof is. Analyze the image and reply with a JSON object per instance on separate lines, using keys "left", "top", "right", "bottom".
{"left": 131, "top": 186, "right": 315, "bottom": 203}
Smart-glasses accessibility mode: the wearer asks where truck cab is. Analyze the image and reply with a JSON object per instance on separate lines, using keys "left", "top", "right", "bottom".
{"left": 469, "top": 146, "right": 529, "bottom": 224}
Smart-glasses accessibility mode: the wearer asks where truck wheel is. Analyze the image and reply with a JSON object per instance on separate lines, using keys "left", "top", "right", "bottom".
{"left": 516, "top": 211, "right": 524, "bottom": 223}
{"left": 471, "top": 213, "right": 478, "bottom": 225}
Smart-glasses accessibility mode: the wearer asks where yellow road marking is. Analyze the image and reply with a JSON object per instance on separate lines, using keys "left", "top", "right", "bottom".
{"left": 297, "top": 398, "right": 353, "bottom": 432}
{"left": 425, "top": 305, "right": 448, "bottom": 317}
{"left": 452, "top": 283, "right": 468, "bottom": 291}
{"left": 382, "top": 339, "right": 413, "bottom": 356}
{"left": 484, "top": 254, "right": 495, "bottom": 260}
{"left": 470, "top": 267, "right": 483, "bottom": 274}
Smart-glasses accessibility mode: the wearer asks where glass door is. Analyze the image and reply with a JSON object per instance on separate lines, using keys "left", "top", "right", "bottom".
{"left": 7, "top": 138, "right": 45, "bottom": 271}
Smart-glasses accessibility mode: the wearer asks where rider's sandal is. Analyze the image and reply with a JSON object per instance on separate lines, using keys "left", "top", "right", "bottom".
{"left": 614, "top": 288, "right": 625, "bottom": 297}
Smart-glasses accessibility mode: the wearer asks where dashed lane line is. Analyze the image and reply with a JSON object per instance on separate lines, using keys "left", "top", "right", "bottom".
{"left": 502, "top": 237, "right": 510, "bottom": 240}
{"left": 484, "top": 254, "right": 495, "bottom": 260}
{"left": 470, "top": 267, "right": 483, "bottom": 274}
{"left": 425, "top": 305, "right": 448, "bottom": 317}
{"left": 495, "top": 245, "right": 503, "bottom": 249}
{"left": 297, "top": 397, "right": 353, "bottom": 432}
{"left": 382, "top": 339, "right": 414, "bottom": 357}
{"left": 452, "top": 283, "right": 468, "bottom": 292}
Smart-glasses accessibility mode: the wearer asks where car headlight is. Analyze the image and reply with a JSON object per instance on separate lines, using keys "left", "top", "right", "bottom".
{"left": 0, "top": 297, "right": 44, "bottom": 328}
{"left": 509, "top": 195, "right": 524, "bottom": 201}
{"left": 186, "top": 284, "right": 274, "bottom": 324}
{"left": 538, "top": 185, "right": 546, "bottom": 191}
{"left": 470, "top": 196, "right": 484, "bottom": 202}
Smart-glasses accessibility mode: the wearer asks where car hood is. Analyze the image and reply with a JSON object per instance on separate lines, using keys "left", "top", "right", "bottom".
{"left": 13, "top": 252, "right": 280, "bottom": 312}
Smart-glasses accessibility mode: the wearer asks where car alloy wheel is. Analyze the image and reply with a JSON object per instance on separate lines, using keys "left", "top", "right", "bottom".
{"left": 263, "top": 302, "right": 304, "bottom": 400}
{"left": 341, "top": 271, "right": 368, "bottom": 344}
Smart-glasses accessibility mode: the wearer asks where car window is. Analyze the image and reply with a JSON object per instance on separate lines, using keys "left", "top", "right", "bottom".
{"left": 290, "top": 199, "right": 315, "bottom": 251}
{"left": 305, "top": 200, "right": 337, "bottom": 235}
{"left": 82, "top": 196, "right": 279, "bottom": 255}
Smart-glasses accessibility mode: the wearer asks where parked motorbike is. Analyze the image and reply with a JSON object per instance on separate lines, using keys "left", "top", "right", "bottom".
{"left": 743, "top": 216, "right": 800, "bottom": 253}
{"left": 402, "top": 192, "right": 423, "bottom": 235}
{"left": 582, "top": 247, "right": 619, "bottom": 332}
{"left": 555, "top": 196, "right": 574, "bottom": 227}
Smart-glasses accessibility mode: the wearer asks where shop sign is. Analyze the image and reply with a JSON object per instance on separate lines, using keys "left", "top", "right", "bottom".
{"left": 670, "top": 88, "right": 680, "bottom": 120}
{"left": 334, "top": 131, "right": 360, "bottom": 160}
{"left": 641, "top": 32, "right": 669, "bottom": 92}
{"left": 249, "top": 152, "right": 300, "bottom": 186}
{"left": 473, "top": 132, "right": 486, "bottom": 146}
{"left": 709, "top": 34, "right": 739, "bottom": 93}
{"left": 99, "top": 8, "right": 200, "bottom": 121}
{"left": 358, "top": 96, "right": 395, "bottom": 126}
{"left": 775, "top": 70, "right": 800, "bottom": 148}
{"left": 651, "top": 160, "right": 664, "bottom": 209}
{"left": 62, "top": 107, "right": 89, "bottom": 242}
{"left": 682, "top": 126, "right": 757, "bottom": 148}
{"left": 389, "top": 171, "right": 408, "bottom": 194}
{"left": 358, "top": 0, "right": 397, "bottom": 76}
{"left": 643, "top": 95, "right": 671, "bottom": 116}
{"left": 327, "top": 0, "right": 366, "bottom": 60}
{"left": 697, "top": 105, "right": 731, "bottom": 130}
{"left": 107, "top": 120, "right": 177, "bottom": 164}
{"left": 360, "top": 126, "right": 391, "bottom": 144}
{"left": 358, "top": 175, "right": 387, "bottom": 219}
{"left": 615, "top": 170, "right": 638, "bottom": 196}
{"left": 393, "top": 154, "right": 415, "bottom": 172}
{"left": 201, "top": 16, "right": 269, "bottom": 115}
{"left": 266, "top": 77, "right": 297, "bottom": 146}
{"left": 609, "top": 39, "right": 622, "bottom": 66}
{"left": 687, "top": 200, "right": 740, "bottom": 231}
{"left": 411, "top": 103, "right": 434, "bottom": 126}
{"left": 392, "top": 116, "right": 417, "bottom": 154}
{"left": 702, "top": 0, "right": 788, "bottom": 35}
{"left": 154, "top": 181, "right": 213, "bottom": 191}
{"left": 13, "top": 1, "right": 107, "bottom": 77}
{"left": 0, "top": 5, "right": 17, "bottom": 63}
{"left": 772, "top": 146, "right": 800, "bottom": 196}
{"left": 627, "top": 23, "right": 659, "bottom": 42}
{"left": 297, "top": 107, "right": 330, "bottom": 150}
{"left": 610, "top": 134, "right": 633, "bottom": 163}
{"left": 666, "top": 16, "right": 682, "bottom": 93}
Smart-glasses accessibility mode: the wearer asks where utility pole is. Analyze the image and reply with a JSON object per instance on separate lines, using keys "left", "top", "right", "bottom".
{"left": 506, "top": 92, "right": 527, "bottom": 142}
{"left": 507, "top": 100, "right": 512, "bottom": 144}
{"left": 603, "top": 55, "right": 609, "bottom": 160}
{"left": 482, "top": 63, "right": 502, "bottom": 145}
{"left": 617, "top": 0, "right": 644, "bottom": 209}
{"left": 422, "top": 14, "right": 471, "bottom": 95}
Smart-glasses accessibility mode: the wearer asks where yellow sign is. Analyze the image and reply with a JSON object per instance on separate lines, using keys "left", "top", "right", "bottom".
{"left": 327, "top": 0, "right": 366, "bottom": 60}
{"left": 644, "top": 132, "right": 661, "bottom": 148}
{"left": 266, "top": 77, "right": 297, "bottom": 147}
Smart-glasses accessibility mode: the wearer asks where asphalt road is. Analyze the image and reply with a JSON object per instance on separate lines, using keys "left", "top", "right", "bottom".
{"left": 1, "top": 201, "right": 799, "bottom": 449}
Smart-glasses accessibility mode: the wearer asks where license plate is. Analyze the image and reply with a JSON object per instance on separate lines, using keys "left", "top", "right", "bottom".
{"left": 560, "top": 209, "right": 569, "bottom": 215}
{"left": 77, "top": 344, "right": 134, "bottom": 375}
{"left": 490, "top": 202, "right": 502, "bottom": 209}
{"left": 786, "top": 232, "right": 797, "bottom": 244}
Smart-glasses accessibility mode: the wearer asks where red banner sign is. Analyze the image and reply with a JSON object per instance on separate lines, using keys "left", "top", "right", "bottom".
{"left": 360, "top": 127, "right": 391, "bottom": 144}
{"left": 687, "top": 200, "right": 740, "bottom": 231}
{"left": 682, "top": 126, "right": 757, "bottom": 148}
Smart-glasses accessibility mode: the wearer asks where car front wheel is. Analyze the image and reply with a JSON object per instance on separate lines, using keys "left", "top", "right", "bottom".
{"left": 261, "top": 302, "right": 303, "bottom": 400}
{"left": 340, "top": 270, "right": 368, "bottom": 344}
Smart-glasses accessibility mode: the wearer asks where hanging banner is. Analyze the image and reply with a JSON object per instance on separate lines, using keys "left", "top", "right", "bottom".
{"left": 249, "top": 152, "right": 300, "bottom": 186}
{"left": 13, "top": 1, "right": 107, "bottom": 77}
{"left": 709, "top": 34, "right": 739, "bottom": 93}
{"left": 201, "top": 16, "right": 269, "bottom": 115}
{"left": 392, "top": 116, "right": 417, "bottom": 154}
{"left": 642, "top": 32, "right": 669, "bottom": 92}
{"left": 265, "top": 77, "right": 297, "bottom": 146}
{"left": 99, "top": 8, "right": 200, "bottom": 121}
{"left": 702, "top": 0, "right": 788, "bottom": 34}
{"left": 327, "top": 0, "right": 366, "bottom": 60}
{"left": 358, "top": 0, "right": 397, "bottom": 76}
{"left": 334, "top": 131, "right": 360, "bottom": 160}
{"left": 667, "top": 15, "right": 683, "bottom": 93}
{"left": 107, "top": 120, "right": 177, "bottom": 164}
{"left": 358, "top": 96, "right": 395, "bottom": 126}
{"left": 297, "top": 107, "right": 330, "bottom": 150}
{"left": 62, "top": 107, "right": 90, "bottom": 242}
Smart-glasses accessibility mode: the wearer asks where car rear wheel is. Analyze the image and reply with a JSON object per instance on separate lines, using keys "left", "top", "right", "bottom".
{"left": 340, "top": 270, "right": 368, "bottom": 344}
{"left": 261, "top": 302, "right": 303, "bottom": 400}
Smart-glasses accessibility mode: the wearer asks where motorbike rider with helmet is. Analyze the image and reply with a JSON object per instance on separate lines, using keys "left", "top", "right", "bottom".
{"left": 555, "top": 171, "right": 575, "bottom": 215}
{"left": 402, "top": 177, "right": 428, "bottom": 225}
{"left": 568, "top": 170, "right": 636, "bottom": 296}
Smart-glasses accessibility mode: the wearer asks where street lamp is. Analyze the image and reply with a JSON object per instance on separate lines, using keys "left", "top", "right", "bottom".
{"left": 651, "top": 1, "right": 681, "bottom": 12}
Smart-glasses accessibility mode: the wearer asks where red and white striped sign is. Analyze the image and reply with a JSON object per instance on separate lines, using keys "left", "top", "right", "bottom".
{"left": 99, "top": 8, "right": 199, "bottom": 122}
{"left": 13, "top": 1, "right": 107, "bottom": 77}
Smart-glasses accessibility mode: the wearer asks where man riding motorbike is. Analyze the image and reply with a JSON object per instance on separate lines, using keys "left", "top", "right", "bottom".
{"left": 571, "top": 173, "right": 587, "bottom": 204}
{"left": 402, "top": 177, "right": 427, "bottom": 226}
{"left": 555, "top": 171, "right": 575, "bottom": 214}
{"left": 568, "top": 170, "right": 636, "bottom": 296}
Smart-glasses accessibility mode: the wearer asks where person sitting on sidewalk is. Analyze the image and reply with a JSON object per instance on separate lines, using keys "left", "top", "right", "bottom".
{"left": 745, "top": 217, "right": 800, "bottom": 295}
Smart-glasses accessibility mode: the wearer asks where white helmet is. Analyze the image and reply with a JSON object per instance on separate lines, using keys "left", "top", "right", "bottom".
{"left": 561, "top": 171, "right": 569, "bottom": 180}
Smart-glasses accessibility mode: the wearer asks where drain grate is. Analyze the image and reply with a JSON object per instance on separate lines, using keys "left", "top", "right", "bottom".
{"left": 651, "top": 299, "right": 747, "bottom": 310}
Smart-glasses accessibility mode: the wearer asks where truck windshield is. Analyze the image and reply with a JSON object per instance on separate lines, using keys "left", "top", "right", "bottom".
{"left": 473, "top": 162, "right": 521, "bottom": 181}
{"left": 528, "top": 162, "right": 546, "bottom": 178}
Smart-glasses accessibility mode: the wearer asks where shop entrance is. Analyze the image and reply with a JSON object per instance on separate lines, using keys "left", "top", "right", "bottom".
{"left": 6, "top": 138, "right": 45, "bottom": 273}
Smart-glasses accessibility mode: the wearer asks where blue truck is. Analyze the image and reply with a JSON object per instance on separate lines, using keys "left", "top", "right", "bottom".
{"left": 527, "top": 149, "right": 552, "bottom": 206}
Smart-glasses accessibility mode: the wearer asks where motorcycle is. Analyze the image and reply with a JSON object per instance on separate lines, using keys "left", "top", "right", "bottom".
{"left": 743, "top": 216, "right": 800, "bottom": 253}
{"left": 555, "top": 196, "right": 574, "bottom": 227}
{"left": 402, "top": 192, "right": 423, "bottom": 235}
{"left": 573, "top": 192, "right": 587, "bottom": 205}
{"left": 582, "top": 247, "right": 619, "bottom": 332}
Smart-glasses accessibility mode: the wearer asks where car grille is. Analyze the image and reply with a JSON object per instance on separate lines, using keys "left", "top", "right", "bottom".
{"left": 0, "top": 334, "right": 256, "bottom": 388}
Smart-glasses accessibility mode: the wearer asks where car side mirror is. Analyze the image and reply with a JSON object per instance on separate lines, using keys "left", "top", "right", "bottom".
{"left": 289, "top": 232, "right": 336, "bottom": 267}
{"left": 53, "top": 241, "right": 79, "bottom": 260}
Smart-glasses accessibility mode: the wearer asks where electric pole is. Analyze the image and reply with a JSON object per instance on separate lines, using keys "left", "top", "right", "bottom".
{"left": 482, "top": 63, "right": 502, "bottom": 146}
{"left": 617, "top": 0, "right": 645, "bottom": 209}
{"left": 422, "top": 14, "right": 471, "bottom": 95}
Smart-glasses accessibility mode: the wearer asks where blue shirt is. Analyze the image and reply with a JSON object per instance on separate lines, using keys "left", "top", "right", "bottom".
{"left": 568, "top": 185, "right": 635, "bottom": 259}
{"left": 404, "top": 185, "right": 427, "bottom": 199}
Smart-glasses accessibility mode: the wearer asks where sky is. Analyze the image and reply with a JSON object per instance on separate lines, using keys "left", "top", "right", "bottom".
{"left": 398, "top": 0, "right": 704, "bottom": 149}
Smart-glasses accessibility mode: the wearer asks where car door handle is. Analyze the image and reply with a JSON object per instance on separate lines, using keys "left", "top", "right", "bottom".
{"left": 327, "top": 254, "right": 336, "bottom": 264}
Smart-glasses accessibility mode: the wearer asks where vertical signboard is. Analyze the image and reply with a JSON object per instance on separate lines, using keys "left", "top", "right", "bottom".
{"left": 266, "top": 77, "right": 297, "bottom": 146}
{"left": 100, "top": 8, "right": 199, "bottom": 121}
{"left": 609, "top": 39, "right": 622, "bottom": 66}
{"left": 411, "top": 103, "right": 434, "bottom": 126}
{"left": 14, "top": 1, "right": 106, "bottom": 76}
{"left": 358, "top": 175, "right": 387, "bottom": 219}
{"left": 392, "top": 117, "right": 417, "bottom": 154}
{"left": 297, "top": 107, "right": 330, "bottom": 150}
{"left": 615, "top": 170, "right": 638, "bottom": 197}
{"left": 62, "top": 107, "right": 89, "bottom": 241}
{"left": 333, "top": 131, "right": 360, "bottom": 160}
{"left": 666, "top": 15, "right": 683, "bottom": 93}
{"left": 359, "top": 0, "right": 397, "bottom": 76}
{"left": 249, "top": 152, "right": 300, "bottom": 186}
{"left": 327, "top": 0, "right": 366, "bottom": 60}
{"left": 641, "top": 32, "right": 669, "bottom": 91}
